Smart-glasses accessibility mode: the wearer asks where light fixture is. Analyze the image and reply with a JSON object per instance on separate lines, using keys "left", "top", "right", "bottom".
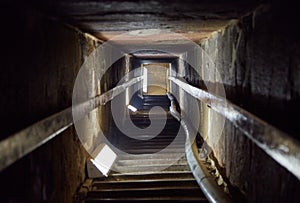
{"left": 90, "top": 144, "right": 117, "bottom": 177}
{"left": 128, "top": 104, "right": 137, "bottom": 112}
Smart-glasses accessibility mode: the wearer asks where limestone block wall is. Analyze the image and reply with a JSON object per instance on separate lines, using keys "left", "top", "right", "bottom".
{"left": 180, "top": 4, "right": 300, "bottom": 202}
{"left": 0, "top": 3, "right": 101, "bottom": 202}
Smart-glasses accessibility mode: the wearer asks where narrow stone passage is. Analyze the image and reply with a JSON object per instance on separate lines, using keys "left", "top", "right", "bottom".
{"left": 77, "top": 95, "right": 207, "bottom": 202}
{"left": 1, "top": 1, "right": 300, "bottom": 202}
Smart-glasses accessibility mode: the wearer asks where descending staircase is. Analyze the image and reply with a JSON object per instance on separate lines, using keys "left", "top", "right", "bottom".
{"left": 76, "top": 94, "right": 208, "bottom": 202}
{"left": 129, "top": 93, "right": 170, "bottom": 112}
{"left": 140, "top": 95, "right": 170, "bottom": 111}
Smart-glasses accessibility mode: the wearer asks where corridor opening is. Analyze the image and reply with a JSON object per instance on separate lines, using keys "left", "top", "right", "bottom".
{"left": 142, "top": 63, "right": 170, "bottom": 95}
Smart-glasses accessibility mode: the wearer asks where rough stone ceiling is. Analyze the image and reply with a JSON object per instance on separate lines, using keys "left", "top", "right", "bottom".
{"left": 44, "top": 0, "right": 259, "bottom": 43}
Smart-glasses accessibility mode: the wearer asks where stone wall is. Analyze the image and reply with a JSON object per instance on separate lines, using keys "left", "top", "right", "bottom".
{"left": 0, "top": 3, "right": 100, "bottom": 202}
{"left": 181, "top": 4, "right": 300, "bottom": 202}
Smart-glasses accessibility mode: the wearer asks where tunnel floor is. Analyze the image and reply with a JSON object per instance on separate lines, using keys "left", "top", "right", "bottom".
{"left": 76, "top": 94, "right": 208, "bottom": 202}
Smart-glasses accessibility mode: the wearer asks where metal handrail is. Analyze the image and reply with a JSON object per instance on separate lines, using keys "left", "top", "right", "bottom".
{"left": 167, "top": 93, "right": 232, "bottom": 203}
{"left": 0, "top": 76, "right": 143, "bottom": 172}
{"left": 169, "top": 76, "right": 300, "bottom": 181}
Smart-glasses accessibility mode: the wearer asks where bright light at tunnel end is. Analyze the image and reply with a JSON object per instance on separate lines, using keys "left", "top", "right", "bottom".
{"left": 72, "top": 29, "right": 226, "bottom": 175}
